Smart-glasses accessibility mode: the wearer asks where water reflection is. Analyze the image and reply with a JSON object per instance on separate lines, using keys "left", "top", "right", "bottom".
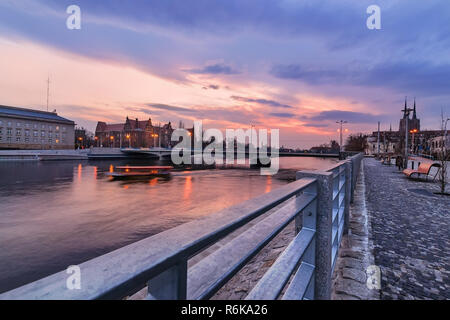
{"left": 0, "top": 157, "right": 337, "bottom": 293}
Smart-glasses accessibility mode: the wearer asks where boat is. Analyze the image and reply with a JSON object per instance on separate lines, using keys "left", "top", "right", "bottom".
{"left": 106, "top": 166, "right": 173, "bottom": 179}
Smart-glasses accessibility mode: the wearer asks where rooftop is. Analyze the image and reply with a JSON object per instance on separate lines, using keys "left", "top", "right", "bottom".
{"left": 0, "top": 105, "right": 75, "bottom": 124}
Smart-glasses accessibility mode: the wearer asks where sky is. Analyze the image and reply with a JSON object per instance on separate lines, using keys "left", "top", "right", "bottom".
{"left": 0, "top": 0, "right": 449, "bottom": 148}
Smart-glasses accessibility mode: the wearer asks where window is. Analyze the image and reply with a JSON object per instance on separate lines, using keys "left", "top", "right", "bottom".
{"left": 33, "top": 124, "right": 37, "bottom": 129}
{"left": 33, "top": 130, "right": 38, "bottom": 137}
{"left": 25, "top": 130, "right": 30, "bottom": 137}
{"left": 0, "top": 120, "right": 2, "bottom": 125}
{"left": 25, "top": 137, "right": 29, "bottom": 143}
{"left": 16, "top": 122, "right": 21, "bottom": 127}
{"left": 16, "top": 129, "right": 21, "bottom": 136}
{"left": 56, "top": 126, "right": 60, "bottom": 131}
{"left": 7, "top": 128, "right": 12, "bottom": 136}
{"left": 25, "top": 123, "right": 30, "bottom": 128}
{"left": 48, "top": 138, "right": 52, "bottom": 143}
{"left": 49, "top": 132, "right": 52, "bottom": 138}
{"left": 16, "top": 137, "right": 21, "bottom": 142}
{"left": 42, "top": 124, "right": 45, "bottom": 129}
{"left": 7, "top": 121, "right": 12, "bottom": 127}
{"left": 62, "top": 127, "right": 66, "bottom": 132}
{"left": 41, "top": 131, "right": 45, "bottom": 137}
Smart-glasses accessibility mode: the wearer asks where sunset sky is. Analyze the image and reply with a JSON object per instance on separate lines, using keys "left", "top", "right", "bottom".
{"left": 1, "top": 0, "right": 449, "bottom": 148}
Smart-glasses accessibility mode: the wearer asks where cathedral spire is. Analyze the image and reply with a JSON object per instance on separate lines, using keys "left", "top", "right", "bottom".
{"left": 403, "top": 96, "right": 408, "bottom": 118}
{"left": 412, "top": 98, "right": 417, "bottom": 119}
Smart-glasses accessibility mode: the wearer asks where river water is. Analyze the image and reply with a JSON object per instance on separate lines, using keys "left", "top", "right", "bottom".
{"left": 0, "top": 157, "right": 337, "bottom": 293}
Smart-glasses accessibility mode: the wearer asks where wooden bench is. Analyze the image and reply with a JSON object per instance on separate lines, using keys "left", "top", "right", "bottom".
{"left": 403, "top": 162, "right": 441, "bottom": 180}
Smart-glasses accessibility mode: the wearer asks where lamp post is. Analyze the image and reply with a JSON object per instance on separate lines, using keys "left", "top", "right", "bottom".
{"left": 409, "top": 128, "right": 418, "bottom": 154}
{"left": 126, "top": 134, "right": 131, "bottom": 148}
{"left": 403, "top": 107, "right": 414, "bottom": 167}
{"left": 110, "top": 135, "right": 114, "bottom": 148}
{"left": 336, "top": 120, "right": 348, "bottom": 152}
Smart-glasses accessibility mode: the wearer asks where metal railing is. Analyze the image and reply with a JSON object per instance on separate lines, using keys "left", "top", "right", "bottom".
{"left": 0, "top": 153, "right": 363, "bottom": 300}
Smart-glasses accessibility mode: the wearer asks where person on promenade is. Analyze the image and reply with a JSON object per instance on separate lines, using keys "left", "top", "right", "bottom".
{"left": 396, "top": 155, "right": 404, "bottom": 171}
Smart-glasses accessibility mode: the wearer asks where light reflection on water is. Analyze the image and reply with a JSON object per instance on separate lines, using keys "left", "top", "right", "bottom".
{"left": 0, "top": 157, "right": 337, "bottom": 293}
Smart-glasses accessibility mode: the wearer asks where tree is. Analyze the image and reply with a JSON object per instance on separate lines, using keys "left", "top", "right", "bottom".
{"left": 437, "top": 112, "right": 449, "bottom": 195}
{"left": 330, "top": 140, "right": 340, "bottom": 152}
{"left": 344, "top": 133, "right": 368, "bottom": 152}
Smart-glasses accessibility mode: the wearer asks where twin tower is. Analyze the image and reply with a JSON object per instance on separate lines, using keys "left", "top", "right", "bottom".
{"left": 398, "top": 98, "right": 420, "bottom": 134}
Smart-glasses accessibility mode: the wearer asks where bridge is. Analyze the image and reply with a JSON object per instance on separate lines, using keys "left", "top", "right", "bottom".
{"left": 117, "top": 148, "right": 341, "bottom": 160}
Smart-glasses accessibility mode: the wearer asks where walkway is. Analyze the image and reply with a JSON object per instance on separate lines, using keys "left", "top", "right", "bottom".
{"left": 363, "top": 158, "right": 449, "bottom": 299}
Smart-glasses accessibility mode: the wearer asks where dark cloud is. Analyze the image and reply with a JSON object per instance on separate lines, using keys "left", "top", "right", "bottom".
{"left": 301, "top": 110, "right": 389, "bottom": 124}
{"left": 202, "top": 84, "right": 220, "bottom": 90}
{"left": 144, "top": 103, "right": 196, "bottom": 113}
{"left": 271, "top": 61, "right": 450, "bottom": 96}
{"left": 185, "top": 63, "right": 240, "bottom": 75}
{"left": 231, "top": 96, "right": 293, "bottom": 109}
{"left": 269, "top": 112, "right": 295, "bottom": 118}
{"left": 302, "top": 123, "right": 330, "bottom": 128}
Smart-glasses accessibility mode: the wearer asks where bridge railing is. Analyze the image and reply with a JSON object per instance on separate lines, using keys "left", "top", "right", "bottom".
{"left": 0, "top": 153, "right": 363, "bottom": 300}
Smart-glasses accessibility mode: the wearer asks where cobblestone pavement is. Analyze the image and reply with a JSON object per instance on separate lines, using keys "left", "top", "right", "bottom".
{"left": 364, "top": 158, "right": 450, "bottom": 299}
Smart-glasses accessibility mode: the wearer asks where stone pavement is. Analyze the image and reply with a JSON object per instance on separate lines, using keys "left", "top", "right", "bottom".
{"left": 360, "top": 158, "right": 449, "bottom": 299}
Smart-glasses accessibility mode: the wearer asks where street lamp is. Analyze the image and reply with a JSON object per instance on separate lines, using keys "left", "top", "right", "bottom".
{"left": 409, "top": 128, "right": 418, "bottom": 154}
{"left": 336, "top": 120, "right": 348, "bottom": 152}
{"left": 126, "top": 134, "right": 131, "bottom": 148}
{"left": 110, "top": 135, "right": 114, "bottom": 148}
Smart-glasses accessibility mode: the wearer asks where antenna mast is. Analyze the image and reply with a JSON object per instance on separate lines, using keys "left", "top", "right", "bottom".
{"left": 46, "top": 75, "right": 50, "bottom": 112}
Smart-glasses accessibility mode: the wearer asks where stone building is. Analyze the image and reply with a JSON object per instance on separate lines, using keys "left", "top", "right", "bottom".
{"left": 365, "top": 99, "right": 442, "bottom": 156}
{"left": 94, "top": 116, "right": 174, "bottom": 148}
{"left": 0, "top": 105, "right": 75, "bottom": 150}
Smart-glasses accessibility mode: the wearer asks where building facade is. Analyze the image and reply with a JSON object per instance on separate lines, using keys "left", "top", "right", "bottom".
{"left": 0, "top": 105, "right": 75, "bottom": 150}
{"left": 365, "top": 99, "right": 443, "bottom": 156}
{"left": 94, "top": 117, "right": 174, "bottom": 148}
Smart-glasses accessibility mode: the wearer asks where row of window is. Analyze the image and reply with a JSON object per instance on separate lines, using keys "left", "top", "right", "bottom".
{"left": 0, "top": 135, "right": 66, "bottom": 144}
{"left": 0, "top": 120, "right": 67, "bottom": 132}
{"left": 0, "top": 128, "right": 66, "bottom": 138}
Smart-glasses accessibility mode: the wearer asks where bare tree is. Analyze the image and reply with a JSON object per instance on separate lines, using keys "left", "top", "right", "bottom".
{"left": 438, "top": 111, "right": 449, "bottom": 195}
{"left": 344, "top": 133, "right": 368, "bottom": 152}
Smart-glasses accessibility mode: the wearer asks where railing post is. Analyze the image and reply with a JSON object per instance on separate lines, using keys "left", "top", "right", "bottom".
{"left": 344, "top": 160, "right": 351, "bottom": 235}
{"left": 296, "top": 170, "right": 333, "bottom": 300}
{"left": 147, "top": 260, "right": 187, "bottom": 300}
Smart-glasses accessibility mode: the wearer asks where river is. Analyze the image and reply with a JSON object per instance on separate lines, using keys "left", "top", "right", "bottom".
{"left": 0, "top": 157, "right": 337, "bottom": 293}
